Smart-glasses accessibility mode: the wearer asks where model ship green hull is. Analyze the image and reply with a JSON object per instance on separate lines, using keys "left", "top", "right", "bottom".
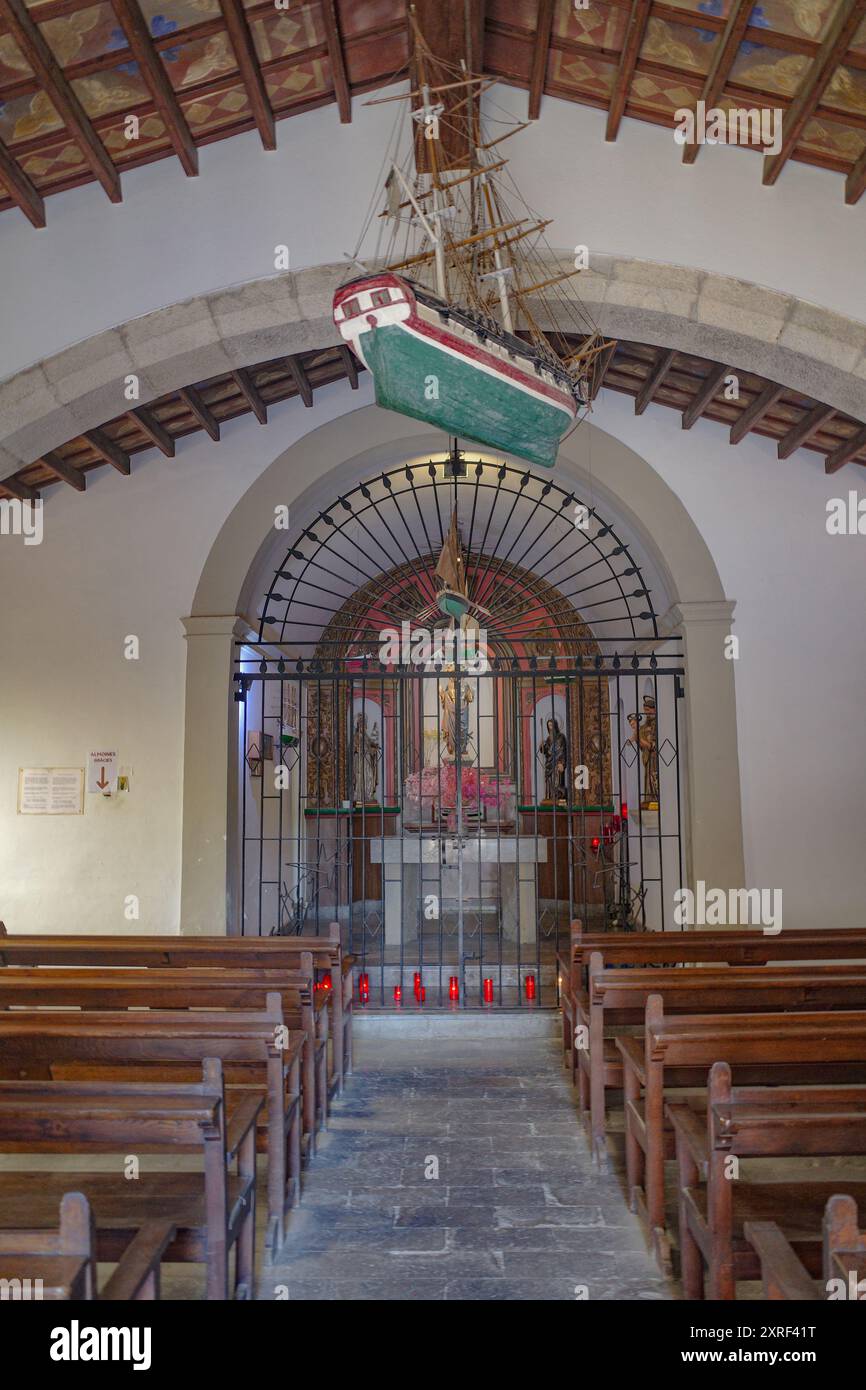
{"left": 334, "top": 276, "right": 578, "bottom": 470}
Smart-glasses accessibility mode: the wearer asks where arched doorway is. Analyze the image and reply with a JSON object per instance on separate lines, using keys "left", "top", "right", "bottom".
{"left": 233, "top": 452, "right": 686, "bottom": 1006}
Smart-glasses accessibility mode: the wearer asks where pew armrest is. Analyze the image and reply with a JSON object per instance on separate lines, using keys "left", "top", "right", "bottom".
{"left": 226, "top": 1094, "right": 265, "bottom": 1160}
{"left": 100, "top": 1221, "right": 176, "bottom": 1301}
{"left": 667, "top": 1102, "right": 709, "bottom": 1177}
{"left": 743, "top": 1221, "right": 821, "bottom": 1301}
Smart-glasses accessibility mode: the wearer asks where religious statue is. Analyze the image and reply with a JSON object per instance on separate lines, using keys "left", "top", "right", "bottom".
{"left": 351, "top": 713, "right": 380, "bottom": 804}
{"left": 628, "top": 694, "right": 660, "bottom": 810}
{"left": 583, "top": 725, "right": 608, "bottom": 807}
{"left": 439, "top": 672, "right": 473, "bottom": 760}
{"left": 539, "top": 717, "right": 568, "bottom": 803}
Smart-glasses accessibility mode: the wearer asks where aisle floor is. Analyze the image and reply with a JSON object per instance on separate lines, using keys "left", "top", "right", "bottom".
{"left": 260, "top": 1032, "right": 674, "bottom": 1301}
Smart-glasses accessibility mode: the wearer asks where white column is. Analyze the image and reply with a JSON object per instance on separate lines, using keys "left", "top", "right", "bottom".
{"left": 671, "top": 600, "right": 746, "bottom": 903}
{"left": 179, "top": 615, "right": 248, "bottom": 935}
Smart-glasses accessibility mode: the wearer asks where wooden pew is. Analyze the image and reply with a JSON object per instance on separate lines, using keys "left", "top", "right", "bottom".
{"left": 0, "top": 1192, "right": 175, "bottom": 1301}
{"left": 669, "top": 1063, "right": 866, "bottom": 1299}
{"left": 580, "top": 954, "right": 866, "bottom": 1164}
{"left": 0, "top": 1061, "right": 260, "bottom": 1300}
{"left": 616, "top": 998, "right": 866, "bottom": 1270}
{"left": 558, "top": 920, "right": 866, "bottom": 1078}
{"left": 745, "top": 1194, "right": 866, "bottom": 1301}
{"left": 0, "top": 923, "right": 353, "bottom": 1093}
{"left": 0, "top": 966, "right": 328, "bottom": 1142}
{"left": 0, "top": 999, "right": 304, "bottom": 1256}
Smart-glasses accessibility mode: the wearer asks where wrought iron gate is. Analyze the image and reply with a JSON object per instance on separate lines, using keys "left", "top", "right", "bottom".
{"left": 233, "top": 455, "right": 686, "bottom": 1008}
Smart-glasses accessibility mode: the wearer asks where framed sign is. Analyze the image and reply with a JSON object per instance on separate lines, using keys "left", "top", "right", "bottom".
{"left": 18, "top": 768, "right": 85, "bottom": 815}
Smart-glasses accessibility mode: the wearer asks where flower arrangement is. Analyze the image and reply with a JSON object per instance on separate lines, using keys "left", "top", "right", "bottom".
{"left": 404, "top": 766, "right": 513, "bottom": 813}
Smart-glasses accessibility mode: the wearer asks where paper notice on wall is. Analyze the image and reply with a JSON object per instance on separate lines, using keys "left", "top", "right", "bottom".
{"left": 18, "top": 768, "right": 85, "bottom": 815}
{"left": 87, "top": 750, "right": 118, "bottom": 794}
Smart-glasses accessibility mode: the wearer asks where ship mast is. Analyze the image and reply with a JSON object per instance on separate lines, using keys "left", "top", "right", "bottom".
{"left": 358, "top": 5, "right": 613, "bottom": 404}
{"left": 412, "top": 29, "right": 448, "bottom": 301}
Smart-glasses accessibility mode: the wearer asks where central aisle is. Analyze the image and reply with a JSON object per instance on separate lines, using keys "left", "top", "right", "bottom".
{"left": 262, "top": 1031, "right": 673, "bottom": 1301}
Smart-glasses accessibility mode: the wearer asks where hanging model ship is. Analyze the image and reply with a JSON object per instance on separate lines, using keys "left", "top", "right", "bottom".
{"left": 333, "top": 14, "right": 612, "bottom": 470}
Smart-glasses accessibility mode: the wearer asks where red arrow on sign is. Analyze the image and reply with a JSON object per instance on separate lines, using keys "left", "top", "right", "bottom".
{"left": 96, "top": 768, "right": 109, "bottom": 790}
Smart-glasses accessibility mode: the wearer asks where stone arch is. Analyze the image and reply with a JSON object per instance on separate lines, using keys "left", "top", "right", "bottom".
{"left": 179, "top": 405, "right": 744, "bottom": 933}
{"left": 3, "top": 255, "right": 865, "bottom": 477}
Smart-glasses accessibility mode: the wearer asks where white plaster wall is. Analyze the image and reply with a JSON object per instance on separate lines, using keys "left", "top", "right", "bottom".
{"left": 0, "top": 375, "right": 373, "bottom": 934}
{"left": 0, "top": 84, "right": 864, "bottom": 381}
{"left": 595, "top": 387, "right": 866, "bottom": 924}
{"left": 1, "top": 377, "right": 863, "bottom": 933}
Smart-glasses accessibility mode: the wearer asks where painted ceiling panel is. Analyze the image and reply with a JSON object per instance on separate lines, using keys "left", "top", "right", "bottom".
{"left": 71, "top": 66, "right": 151, "bottom": 117}
{"left": 250, "top": 3, "right": 325, "bottom": 64}
{"left": 170, "top": 30, "right": 237, "bottom": 89}
{"left": 729, "top": 43, "right": 812, "bottom": 93}
{"left": 749, "top": 0, "right": 839, "bottom": 42}
{"left": 0, "top": 88, "right": 63, "bottom": 144}
{"left": 822, "top": 62, "right": 866, "bottom": 113}
{"left": 104, "top": 110, "right": 171, "bottom": 158}
{"left": 181, "top": 80, "right": 251, "bottom": 130}
{"left": 552, "top": 0, "right": 627, "bottom": 52}
{"left": 40, "top": 3, "right": 122, "bottom": 68}
{"left": 137, "top": 0, "right": 221, "bottom": 35}
{"left": 0, "top": 32, "right": 31, "bottom": 88}
{"left": 550, "top": 48, "right": 616, "bottom": 97}
{"left": 641, "top": 17, "right": 717, "bottom": 74}
{"left": 799, "top": 112, "right": 866, "bottom": 156}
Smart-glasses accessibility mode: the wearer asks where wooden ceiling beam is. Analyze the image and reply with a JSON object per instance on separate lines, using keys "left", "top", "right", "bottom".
{"left": 0, "top": 0, "right": 121, "bottom": 204}
{"left": 682, "top": 362, "right": 729, "bottom": 429}
{"left": 287, "top": 355, "right": 314, "bottom": 407}
{"left": 825, "top": 423, "right": 866, "bottom": 473}
{"left": 607, "top": 0, "right": 652, "bottom": 141}
{"left": 763, "top": 0, "right": 866, "bottom": 186}
{"left": 729, "top": 382, "right": 784, "bottom": 444}
{"left": 0, "top": 138, "right": 45, "bottom": 228}
{"left": 338, "top": 345, "right": 359, "bottom": 389}
{"left": 179, "top": 386, "right": 220, "bottom": 441}
{"left": 845, "top": 142, "right": 866, "bottom": 203}
{"left": 0, "top": 474, "right": 39, "bottom": 501}
{"left": 590, "top": 341, "right": 618, "bottom": 400}
{"left": 467, "top": 0, "right": 486, "bottom": 74}
{"left": 109, "top": 0, "right": 198, "bottom": 176}
{"left": 528, "top": 0, "right": 555, "bottom": 121}
{"left": 131, "top": 407, "right": 175, "bottom": 457}
{"left": 219, "top": 0, "right": 275, "bottom": 149}
{"left": 321, "top": 0, "right": 351, "bottom": 123}
{"left": 681, "top": 0, "right": 752, "bottom": 165}
{"left": 42, "top": 451, "right": 86, "bottom": 491}
{"left": 84, "top": 429, "right": 130, "bottom": 474}
{"left": 634, "top": 348, "right": 676, "bottom": 415}
{"left": 777, "top": 402, "right": 835, "bottom": 459}
{"left": 233, "top": 369, "right": 267, "bottom": 423}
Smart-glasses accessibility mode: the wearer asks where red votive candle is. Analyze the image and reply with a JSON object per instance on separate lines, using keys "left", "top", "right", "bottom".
{"left": 483, "top": 978, "right": 494, "bottom": 1003}
{"left": 358, "top": 973, "right": 369, "bottom": 1003}
{"left": 321, "top": 972, "right": 332, "bottom": 992}
{"left": 419, "top": 986, "right": 426, "bottom": 1004}
{"left": 591, "top": 835, "right": 601, "bottom": 855}
{"left": 393, "top": 985, "right": 402, "bottom": 1004}
{"left": 621, "top": 802, "right": 629, "bottom": 819}
{"left": 525, "top": 974, "right": 537, "bottom": 1001}
{"left": 449, "top": 976, "right": 459, "bottom": 1001}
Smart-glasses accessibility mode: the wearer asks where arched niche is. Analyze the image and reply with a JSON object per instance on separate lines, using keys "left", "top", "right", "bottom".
{"left": 179, "top": 406, "right": 744, "bottom": 934}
